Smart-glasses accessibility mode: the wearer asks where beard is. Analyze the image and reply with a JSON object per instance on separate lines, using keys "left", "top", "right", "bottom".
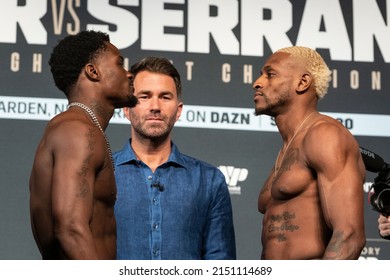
{"left": 254, "top": 91, "right": 290, "bottom": 116}
{"left": 137, "top": 123, "right": 172, "bottom": 141}
{"left": 127, "top": 94, "right": 139, "bottom": 108}
{"left": 131, "top": 112, "right": 177, "bottom": 141}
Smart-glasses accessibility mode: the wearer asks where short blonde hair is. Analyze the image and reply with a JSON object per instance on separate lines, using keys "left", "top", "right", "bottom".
{"left": 276, "top": 46, "right": 331, "bottom": 99}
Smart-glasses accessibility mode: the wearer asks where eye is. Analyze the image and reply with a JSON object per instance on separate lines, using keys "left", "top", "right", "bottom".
{"left": 160, "top": 93, "right": 173, "bottom": 101}
{"left": 137, "top": 94, "right": 148, "bottom": 100}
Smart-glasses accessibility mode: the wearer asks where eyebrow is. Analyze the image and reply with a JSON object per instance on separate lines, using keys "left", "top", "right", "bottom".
{"left": 137, "top": 90, "right": 174, "bottom": 95}
{"left": 135, "top": 90, "right": 176, "bottom": 99}
{"left": 262, "top": 65, "right": 272, "bottom": 72}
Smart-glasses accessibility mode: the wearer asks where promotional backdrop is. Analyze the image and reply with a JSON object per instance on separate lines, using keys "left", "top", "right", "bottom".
{"left": 1, "top": 0, "right": 389, "bottom": 259}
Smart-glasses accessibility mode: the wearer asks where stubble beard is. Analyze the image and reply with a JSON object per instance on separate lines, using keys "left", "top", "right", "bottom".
{"left": 254, "top": 92, "right": 289, "bottom": 117}
{"left": 134, "top": 117, "right": 176, "bottom": 142}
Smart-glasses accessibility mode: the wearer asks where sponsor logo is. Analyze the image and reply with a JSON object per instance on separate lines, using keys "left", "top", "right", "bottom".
{"left": 219, "top": 165, "right": 248, "bottom": 195}
{"left": 359, "top": 246, "right": 383, "bottom": 260}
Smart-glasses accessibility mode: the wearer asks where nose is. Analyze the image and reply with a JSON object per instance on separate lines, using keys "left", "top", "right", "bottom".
{"left": 253, "top": 75, "right": 263, "bottom": 91}
{"left": 149, "top": 96, "right": 161, "bottom": 112}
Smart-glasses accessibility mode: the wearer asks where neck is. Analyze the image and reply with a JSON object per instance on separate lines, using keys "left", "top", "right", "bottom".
{"left": 131, "top": 135, "right": 172, "bottom": 172}
{"left": 69, "top": 99, "right": 113, "bottom": 129}
{"left": 274, "top": 111, "right": 316, "bottom": 175}
{"left": 276, "top": 111, "right": 317, "bottom": 143}
{"left": 67, "top": 101, "right": 115, "bottom": 170}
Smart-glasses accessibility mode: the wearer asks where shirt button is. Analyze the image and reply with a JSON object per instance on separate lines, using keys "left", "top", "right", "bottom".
{"left": 152, "top": 198, "right": 157, "bottom": 204}
{"left": 147, "top": 175, "right": 153, "bottom": 180}
{"left": 153, "top": 223, "right": 159, "bottom": 230}
{"left": 153, "top": 250, "right": 159, "bottom": 256}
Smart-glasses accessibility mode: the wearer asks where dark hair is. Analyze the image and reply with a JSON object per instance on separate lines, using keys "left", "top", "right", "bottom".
{"left": 48, "top": 30, "right": 110, "bottom": 96}
{"left": 129, "top": 57, "right": 182, "bottom": 101}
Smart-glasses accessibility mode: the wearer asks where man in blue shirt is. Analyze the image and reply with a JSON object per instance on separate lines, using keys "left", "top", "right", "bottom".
{"left": 114, "top": 57, "right": 236, "bottom": 260}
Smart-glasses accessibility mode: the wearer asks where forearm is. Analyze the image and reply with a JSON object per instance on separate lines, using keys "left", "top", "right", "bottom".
{"left": 323, "top": 230, "right": 365, "bottom": 259}
{"left": 55, "top": 227, "right": 99, "bottom": 259}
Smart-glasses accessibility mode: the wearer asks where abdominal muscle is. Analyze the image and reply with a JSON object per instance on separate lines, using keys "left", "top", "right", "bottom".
{"left": 260, "top": 196, "right": 331, "bottom": 260}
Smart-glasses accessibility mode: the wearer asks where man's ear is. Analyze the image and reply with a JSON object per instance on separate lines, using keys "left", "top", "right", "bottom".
{"left": 85, "top": 63, "right": 100, "bottom": 81}
{"left": 176, "top": 102, "right": 183, "bottom": 121}
{"left": 296, "top": 73, "right": 311, "bottom": 94}
{"left": 123, "top": 107, "right": 130, "bottom": 121}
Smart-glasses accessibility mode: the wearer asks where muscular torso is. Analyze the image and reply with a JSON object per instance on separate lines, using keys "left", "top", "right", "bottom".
{"left": 259, "top": 150, "right": 331, "bottom": 259}
{"left": 29, "top": 112, "right": 117, "bottom": 259}
{"left": 258, "top": 119, "right": 333, "bottom": 259}
{"left": 258, "top": 113, "right": 366, "bottom": 260}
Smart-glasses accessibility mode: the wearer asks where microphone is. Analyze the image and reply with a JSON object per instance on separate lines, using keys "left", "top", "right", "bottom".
{"left": 360, "top": 146, "right": 388, "bottom": 172}
{"left": 152, "top": 181, "right": 165, "bottom": 192}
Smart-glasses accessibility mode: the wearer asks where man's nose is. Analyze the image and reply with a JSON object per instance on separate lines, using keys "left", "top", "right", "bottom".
{"left": 253, "top": 76, "right": 263, "bottom": 90}
{"left": 149, "top": 96, "right": 161, "bottom": 111}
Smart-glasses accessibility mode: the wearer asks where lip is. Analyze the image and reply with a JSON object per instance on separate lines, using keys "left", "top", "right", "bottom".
{"left": 253, "top": 93, "right": 262, "bottom": 102}
{"left": 146, "top": 117, "right": 163, "bottom": 121}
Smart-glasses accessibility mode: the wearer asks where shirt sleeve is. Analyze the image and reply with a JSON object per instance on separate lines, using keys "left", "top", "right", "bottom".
{"left": 202, "top": 169, "right": 236, "bottom": 260}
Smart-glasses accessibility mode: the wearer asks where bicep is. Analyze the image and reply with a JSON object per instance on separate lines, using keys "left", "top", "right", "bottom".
{"left": 51, "top": 125, "right": 103, "bottom": 227}
{"left": 306, "top": 124, "right": 365, "bottom": 228}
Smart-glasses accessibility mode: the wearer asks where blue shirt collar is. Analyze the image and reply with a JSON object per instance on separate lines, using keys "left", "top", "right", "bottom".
{"left": 114, "top": 139, "right": 186, "bottom": 168}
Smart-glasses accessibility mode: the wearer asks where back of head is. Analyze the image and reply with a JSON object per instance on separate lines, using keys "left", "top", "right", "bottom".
{"left": 130, "top": 57, "right": 182, "bottom": 101}
{"left": 276, "top": 46, "right": 331, "bottom": 99}
{"left": 48, "top": 30, "right": 110, "bottom": 97}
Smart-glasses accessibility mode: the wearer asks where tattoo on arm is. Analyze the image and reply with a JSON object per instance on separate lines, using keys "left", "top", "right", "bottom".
{"left": 76, "top": 128, "right": 96, "bottom": 198}
{"left": 324, "top": 230, "right": 344, "bottom": 259}
{"left": 76, "top": 178, "right": 89, "bottom": 198}
{"left": 86, "top": 128, "right": 97, "bottom": 152}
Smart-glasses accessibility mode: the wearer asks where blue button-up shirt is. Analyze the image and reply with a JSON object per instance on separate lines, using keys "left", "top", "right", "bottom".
{"left": 114, "top": 140, "right": 236, "bottom": 260}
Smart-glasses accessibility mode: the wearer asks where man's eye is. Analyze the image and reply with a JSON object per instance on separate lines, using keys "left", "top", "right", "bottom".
{"left": 267, "top": 73, "right": 275, "bottom": 78}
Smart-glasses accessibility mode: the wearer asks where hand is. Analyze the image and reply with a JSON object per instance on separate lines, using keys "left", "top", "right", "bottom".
{"left": 378, "top": 214, "right": 390, "bottom": 239}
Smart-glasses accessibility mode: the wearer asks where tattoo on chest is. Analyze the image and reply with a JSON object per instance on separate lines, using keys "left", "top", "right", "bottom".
{"left": 278, "top": 148, "right": 299, "bottom": 176}
{"left": 261, "top": 181, "right": 272, "bottom": 194}
{"left": 261, "top": 148, "right": 300, "bottom": 194}
{"left": 267, "top": 211, "right": 300, "bottom": 242}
